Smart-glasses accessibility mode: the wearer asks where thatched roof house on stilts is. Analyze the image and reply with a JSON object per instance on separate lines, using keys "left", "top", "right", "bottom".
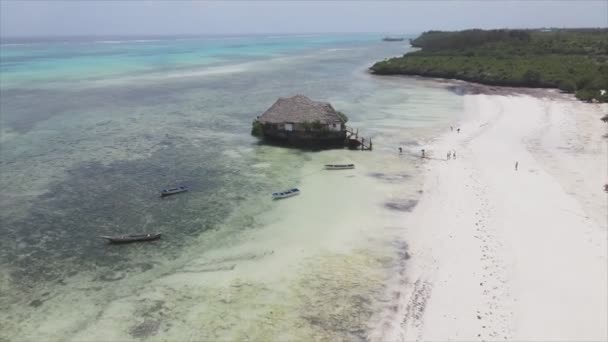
{"left": 252, "top": 95, "right": 349, "bottom": 148}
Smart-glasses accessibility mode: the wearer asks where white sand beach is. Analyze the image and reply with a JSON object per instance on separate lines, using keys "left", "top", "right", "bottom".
{"left": 380, "top": 90, "right": 608, "bottom": 341}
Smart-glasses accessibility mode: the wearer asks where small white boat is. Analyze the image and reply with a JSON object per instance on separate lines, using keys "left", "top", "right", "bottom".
{"left": 272, "top": 188, "right": 300, "bottom": 199}
{"left": 325, "top": 164, "right": 355, "bottom": 170}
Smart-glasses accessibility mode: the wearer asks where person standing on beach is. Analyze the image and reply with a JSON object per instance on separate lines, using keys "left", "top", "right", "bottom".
{"left": 399, "top": 147, "right": 402, "bottom": 153}
{"left": 421, "top": 149, "right": 425, "bottom": 158}
{"left": 451, "top": 126, "right": 453, "bottom": 132}
{"left": 447, "top": 151, "right": 451, "bottom": 160}
{"left": 515, "top": 161, "right": 519, "bottom": 171}
{"left": 457, "top": 128, "right": 461, "bottom": 134}
{"left": 453, "top": 150, "right": 457, "bottom": 159}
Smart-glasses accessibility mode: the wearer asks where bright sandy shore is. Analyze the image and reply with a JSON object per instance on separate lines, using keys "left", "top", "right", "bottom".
{"left": 377, "top": 91, "right": 608, "bottom": 341}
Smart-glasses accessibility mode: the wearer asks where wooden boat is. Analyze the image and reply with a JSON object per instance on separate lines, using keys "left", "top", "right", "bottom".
{"left": 382, "top": 37, "right": 405, "bottom": 42}
{"left": 272, "top": 188, "right": 300, "bottom": 199}
{"left": 100, "top": 233, "right": 162, "bottom": 244}
{"left": 325, "top": 164, "right": 355, "bottom": 170}
{"left": 160, "top": 186, "right": 188, "bottom": 197}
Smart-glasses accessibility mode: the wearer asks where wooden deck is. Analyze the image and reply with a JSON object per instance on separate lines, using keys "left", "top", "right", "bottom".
{"left": 345, "top": 126, "right": 372, "bottom": 151}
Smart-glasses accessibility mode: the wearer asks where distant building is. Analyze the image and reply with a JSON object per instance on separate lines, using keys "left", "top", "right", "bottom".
{"left": 253, "top": 95, "right": 347, "bottom": 148}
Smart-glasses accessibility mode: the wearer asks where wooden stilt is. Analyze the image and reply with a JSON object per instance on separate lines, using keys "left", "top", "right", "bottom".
{"left": 343, "top": 126, "right": 372, "bottom": 151}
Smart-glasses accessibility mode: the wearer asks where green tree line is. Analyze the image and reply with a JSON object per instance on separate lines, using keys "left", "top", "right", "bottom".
{"left": 371, "top": 29, "right": 608, "bottom": 102}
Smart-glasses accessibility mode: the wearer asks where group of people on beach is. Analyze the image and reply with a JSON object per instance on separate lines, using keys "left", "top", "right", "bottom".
{"left": 397, "top": 126, "right": 462, "bottom": 160}
{"left": 398, "top": 126, "right": 524, "bottom": 173}
{"left": 398, "top": 147, "right": 457, "bottom": 161}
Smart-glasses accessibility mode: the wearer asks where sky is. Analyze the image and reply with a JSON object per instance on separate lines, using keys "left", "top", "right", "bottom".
{"left": 0, "top": 0, "right": 606, "bottom": 37}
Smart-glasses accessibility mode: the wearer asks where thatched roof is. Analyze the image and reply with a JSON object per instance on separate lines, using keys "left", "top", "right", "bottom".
{"left": 258, "top": 95, "right": 345, "bottom": 124}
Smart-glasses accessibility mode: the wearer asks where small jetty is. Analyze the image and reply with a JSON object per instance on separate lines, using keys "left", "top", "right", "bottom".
{"left": 345, "top": 126, "right": 372, "bottom": 151}
{"left": 100, "top": 233, "right": 162, "bottom": 244}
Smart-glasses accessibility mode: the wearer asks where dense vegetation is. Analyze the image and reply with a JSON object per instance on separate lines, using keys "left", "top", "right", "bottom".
{"left": 370, "top": 29, "right": 608, "bottom": 102}
{"left": 251, "top": 120, "right": 263, "bottom": 137}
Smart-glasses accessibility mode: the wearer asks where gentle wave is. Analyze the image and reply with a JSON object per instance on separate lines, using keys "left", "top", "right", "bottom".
{"left": 0, "top": 42, "right": 35, "bottom": 47}
{"left": 325, "top": 48, "right": 357, "bottom": 52}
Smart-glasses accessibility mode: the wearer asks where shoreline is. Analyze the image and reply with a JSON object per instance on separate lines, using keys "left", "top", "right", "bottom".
{"left": 369, "top": 73, "right": 572, "bottom": 98}
{"left": 369, "top": 29, "right": 608, "bottom": 103}
{"left": 379, "top": 90, "right": 608, "bottom": 340}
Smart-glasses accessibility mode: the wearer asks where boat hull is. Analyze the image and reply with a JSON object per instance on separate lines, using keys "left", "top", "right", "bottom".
{"left": 325, "top": 164, "right": 355, "bottom": 170}
{"left": 272, "top": 188, "right": 300, "bottom": 199}
{"left": 160, "top": 186, "right": 188, "bottom": 197}
{"left": 100, "top": 233, "right": 162, "bottom": 244}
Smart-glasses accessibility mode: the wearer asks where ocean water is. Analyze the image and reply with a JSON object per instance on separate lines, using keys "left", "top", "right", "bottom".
{"left": 0, "top": 34, "right": 463, "bottom": 340}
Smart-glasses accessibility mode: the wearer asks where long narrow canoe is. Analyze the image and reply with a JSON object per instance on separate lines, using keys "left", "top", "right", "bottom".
{"left": 272, "top": 188, "right": 300, "bottom": 199}
{"left": 100, "top": 233, "right": 162, "bottom": 244}
{"left": 160, "top": 186, "right": 188, "bottom": 197}
{"left": 325, "top": 164, "right": 355, "bottom": 170}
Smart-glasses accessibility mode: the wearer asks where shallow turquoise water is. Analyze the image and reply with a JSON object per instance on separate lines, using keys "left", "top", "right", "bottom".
{"left": 0, "top": 34, "right": 382, "bottom": 86}
{"left": 0, "top": 34, "right": 463, "bottom": 340}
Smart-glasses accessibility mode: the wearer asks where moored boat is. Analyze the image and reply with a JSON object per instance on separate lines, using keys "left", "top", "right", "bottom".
{"left": 100, "top": 233, "right": 162, "bottom": 244}
{"left": 325, "top": 164, "right": 355, "bottom": 170}
{"left": 160, "top": 186, "right": 188, "bottom": 197}
{"left": 382, "top": 37, "right": 405, "bottom": 42}
{"left": 272, "top": 188, "right": 300, "bottom": 199}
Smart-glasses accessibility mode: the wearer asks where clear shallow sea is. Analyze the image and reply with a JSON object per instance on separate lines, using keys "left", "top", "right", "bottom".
{"left": 0, "top": 34, "right": 463, "bottom": 340}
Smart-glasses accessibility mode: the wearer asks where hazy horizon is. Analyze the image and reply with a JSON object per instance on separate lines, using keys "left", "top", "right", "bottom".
{"left": 1, "top": 0, "right": 606, "bottom": 38}
{"left": 2, "top": 28, "right": 607, "bottom": 39}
